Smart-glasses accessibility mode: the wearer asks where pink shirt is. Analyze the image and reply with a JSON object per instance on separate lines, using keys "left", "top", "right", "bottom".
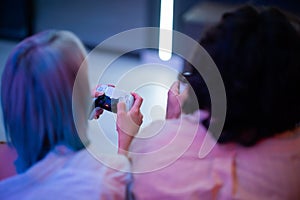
{"left": 0, "top": 143, "right": 17, "bottom": 180}
{"left": 130, "top": 111, "right": 300, "bottom": 199}
{"left": 0, "top": 145, "right": 131, "bottom": 200}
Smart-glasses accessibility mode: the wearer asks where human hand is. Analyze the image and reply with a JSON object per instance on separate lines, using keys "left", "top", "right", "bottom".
{"left": 166, "top": 81, "right": 189, "bottom": 119}
{"left": 90, "top": 84, "right": 107, "bottom": 119}
{"left": 117, "top": 93, "right": 143, "bottom": 155}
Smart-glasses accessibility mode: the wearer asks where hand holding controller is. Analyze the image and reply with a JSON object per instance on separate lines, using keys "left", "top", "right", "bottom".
{"left": 89, "top": 85, "right": 134, "bottom": 120}
{"left": 116, "top": 92, "right": 143, "bottom": 155}
{"left": 89, "top": 84, "right": 144, "bottom": 155}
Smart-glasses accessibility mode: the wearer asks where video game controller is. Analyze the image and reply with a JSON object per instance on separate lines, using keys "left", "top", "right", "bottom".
{"left": 89, "top": 85, "right": 134, "bottom": 119}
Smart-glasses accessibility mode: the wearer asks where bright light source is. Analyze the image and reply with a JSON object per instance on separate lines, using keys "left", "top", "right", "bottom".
{"left": 159, "top": 0, "right": 174, "bottom": 61}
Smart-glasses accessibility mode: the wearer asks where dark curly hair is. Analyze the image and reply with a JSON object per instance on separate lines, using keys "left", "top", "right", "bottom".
{"left": 184, "top": 5, "right": 300, "bottom": 146}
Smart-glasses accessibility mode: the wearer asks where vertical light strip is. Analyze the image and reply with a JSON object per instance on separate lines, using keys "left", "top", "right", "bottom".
{"left": 159, "top": 0, "right": 174, "bottom": 61}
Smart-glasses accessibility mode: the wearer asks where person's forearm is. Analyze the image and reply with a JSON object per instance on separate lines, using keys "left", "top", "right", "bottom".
{"left": 118, "top": 131, "right": 133, "bottom": 156}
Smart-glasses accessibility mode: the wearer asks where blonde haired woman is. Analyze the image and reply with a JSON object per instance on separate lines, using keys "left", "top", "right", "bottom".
{"left": 0, "top": 30, "right": 143, "bottom": 199}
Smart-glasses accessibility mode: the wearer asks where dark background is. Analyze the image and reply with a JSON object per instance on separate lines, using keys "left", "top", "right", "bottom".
{"left": 1, "top": 0, "right": 299, "bottom": 51}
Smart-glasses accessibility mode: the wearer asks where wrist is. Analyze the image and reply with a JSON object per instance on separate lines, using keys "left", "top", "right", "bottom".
{"left": 117, "top": 130, "right": 134, "bottom": 156}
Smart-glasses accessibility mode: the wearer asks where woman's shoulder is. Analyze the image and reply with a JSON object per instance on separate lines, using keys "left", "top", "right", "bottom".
{"left": 72, "top": 147, "right": 131, "bottom": 173}
{"left": 0, "top": 145, "right": 131, "bottom": 199}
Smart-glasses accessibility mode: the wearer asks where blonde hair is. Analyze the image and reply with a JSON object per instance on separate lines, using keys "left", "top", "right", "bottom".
{"left": 1, "top": 30, "right": 90, "bottom": 173}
